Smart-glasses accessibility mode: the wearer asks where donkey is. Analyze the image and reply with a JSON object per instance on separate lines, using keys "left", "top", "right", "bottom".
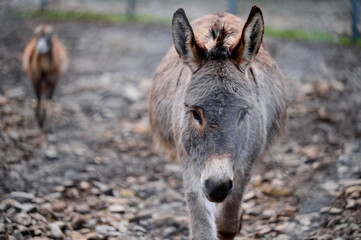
{"left": 149, "top": 6, "right": 286, "bottom": 240}
{"left": 23, "top": 24, "right": 68, "bottom": 129}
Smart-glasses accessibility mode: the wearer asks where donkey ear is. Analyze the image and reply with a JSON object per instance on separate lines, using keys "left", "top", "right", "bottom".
{"left": 230, "top": 6, "right": 264, "bottom": 71}
{"left": 172, "top": 8, "right": 206, "bottom": 72}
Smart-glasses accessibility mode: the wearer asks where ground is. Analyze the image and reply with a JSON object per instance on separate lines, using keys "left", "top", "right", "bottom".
{"left": 0, "top": 11, "right": 361, "bottom": 240}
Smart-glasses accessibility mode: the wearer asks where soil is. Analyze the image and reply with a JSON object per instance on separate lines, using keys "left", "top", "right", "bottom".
{"left": 0, "top": 12, "right": 361, "bottom": 240}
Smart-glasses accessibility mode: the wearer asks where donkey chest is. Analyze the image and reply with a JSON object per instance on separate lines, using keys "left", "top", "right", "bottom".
{"left": 37, "top": 55, "right": 54, "bottom": 72}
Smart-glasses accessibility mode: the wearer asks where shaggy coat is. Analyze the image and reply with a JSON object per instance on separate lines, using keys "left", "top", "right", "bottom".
{"left": 149, "top": 6, "right": 286, "bottom": 240}
{"left": 23, "top": 24, "right": 68, "bottom": 128}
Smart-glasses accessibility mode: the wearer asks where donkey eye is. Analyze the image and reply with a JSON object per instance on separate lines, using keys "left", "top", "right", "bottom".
{"left": 238, "top": 110, "right": 248, "bottom": 126}
{"left": 191, "top": 110, "right": 202, "bottom": 125}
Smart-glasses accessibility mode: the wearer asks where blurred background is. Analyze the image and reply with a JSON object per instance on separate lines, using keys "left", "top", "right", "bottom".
{"left": 0, "top": 0, "right": 360, "bottom": 239}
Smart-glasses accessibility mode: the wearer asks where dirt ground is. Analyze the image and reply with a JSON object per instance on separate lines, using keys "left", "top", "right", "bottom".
{"left": 1, "top": 12, "right": 361, "bottom": 240}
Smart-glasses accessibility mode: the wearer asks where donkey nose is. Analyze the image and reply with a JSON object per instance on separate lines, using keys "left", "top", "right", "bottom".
{"left": 204, "top": 179, "right": 233, "bottom": 203}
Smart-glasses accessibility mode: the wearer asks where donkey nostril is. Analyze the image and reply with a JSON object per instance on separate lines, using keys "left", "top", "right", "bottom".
{"left": 226, "top": 180, "right": 233, "bottom": 195}
{"left": 204, "top": 179, "right": 211, "bottom": 190}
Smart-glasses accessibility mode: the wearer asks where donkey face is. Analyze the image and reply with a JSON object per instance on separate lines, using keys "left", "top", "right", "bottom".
{"left": 34, "top": 24, "right": 54, "bottom": 54}
{"left": 172, "top": 8, "right": 264, "bottom": 203}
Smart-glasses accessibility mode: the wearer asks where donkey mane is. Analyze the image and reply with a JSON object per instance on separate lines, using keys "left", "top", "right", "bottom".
{"left": 206, "top": 24, "right": 233, "bottom": 59}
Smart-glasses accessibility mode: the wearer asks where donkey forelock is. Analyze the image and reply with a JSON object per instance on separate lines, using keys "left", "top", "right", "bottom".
{"left": 206, "top": 25, "right": 233, "bottom": 59}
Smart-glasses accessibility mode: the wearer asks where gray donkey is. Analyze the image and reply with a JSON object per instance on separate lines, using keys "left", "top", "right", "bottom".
{"left": 149, "top": 6, "right": 287, "bottom": 240}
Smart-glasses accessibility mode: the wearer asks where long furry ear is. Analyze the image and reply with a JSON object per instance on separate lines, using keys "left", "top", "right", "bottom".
{"left": 172, "top": 8, "right": 206, "bottom": 72}
{"left": 230, "top": 6, "right": 264, "bottom": 72}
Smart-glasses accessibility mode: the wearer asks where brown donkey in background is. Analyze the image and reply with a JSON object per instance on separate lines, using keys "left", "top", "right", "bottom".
{"left": 23, "top": 24, "right": 68, "bottom": 129}
{"left": 149, "top": 6, "right": 286, "bottom": 240}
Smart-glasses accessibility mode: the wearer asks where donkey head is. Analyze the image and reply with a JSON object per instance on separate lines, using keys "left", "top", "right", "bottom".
{"left": 172, "top": 7, "right": 264, "bottom": 203}
{"left": 34, "top": 24, "right": 54, "bottom": 55}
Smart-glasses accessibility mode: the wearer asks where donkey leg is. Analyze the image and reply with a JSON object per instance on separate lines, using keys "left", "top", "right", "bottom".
{"left": 183, "top": 168, "right": 218, "bottom": 240}
{"left": 216, "top": 171, "right": 250, "bottom": 240}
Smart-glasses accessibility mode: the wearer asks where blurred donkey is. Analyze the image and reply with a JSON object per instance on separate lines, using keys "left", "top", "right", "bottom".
{"left": 23, "top": 24, "right": 68, "bottom": 129}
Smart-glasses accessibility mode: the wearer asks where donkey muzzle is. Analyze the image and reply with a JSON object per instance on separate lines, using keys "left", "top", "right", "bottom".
{"left": 36, "top": 37, "right": 50, "bottom": 54}
{"left": 201, "top": 156, "right": 234, "bottom": 203}
{"left": 204, "top": 178, "right": 233, "bottom": 202}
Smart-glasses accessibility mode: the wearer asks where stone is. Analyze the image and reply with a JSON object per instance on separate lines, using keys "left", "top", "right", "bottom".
{"left": 163, "top": 188, "right": 183, "bottom": 202}
{"left": 317, "top": 108, "right": 334, "bottom": 122}
{"left": 262, "top": 209, "right": 276, "bottom": 219}
{"left": 331, "top": 80, "right": 345, "bottom": 91}
{"left": 0, "top": 198, "right": 22, "bottom": 212}
{"left": 316, "top": 79, "right": 330, "bottom": 97}
{"left": 329, "top": 207, "right": 343, "bottom": 214}
{"left": 162, "top": 226, "right": 177, "bottom": 238}
{"left": 12, "top": 230, "right": 24, "bottom": 240}
{"left": 298, "top": 216, "right": 311, "bottom": 226}
{"left": 284, "top": 205, "right": 298, "bottom": 214}
{"left": 85, "top": 232, "right": 100, "bottom": 240}
{"left": 345, "top": 185, "right": 361, "bottom": 198}
{"left": 108, "top": 205, "right": 125, "bottom": 214}
{"left": 16, "top": 225, "right": 27, "bottom": 233}
{"left": 119, "top": 189, "right": 135, "bottom": 198}
{"left": 5, "top": 87, "right": 25, "bottom": 100}
{"left": 282, "top": 222, "right": 296, "bottom": 233}
{"left": 275, "top": 234, "right": 291, "bottom": 240}
{"left": 34, "top": 212, "right": 48, "bottom": 222}
{"left": 334, "top": 223, "right": 348, "bottom": 231}
{"left": 320, "top": 207, "right": 331, "bottom": 213}
{"left": 45, "top": 148, "right": 58, "bottom": 161}
{"left": 8, "top": 192, "right": 35, "bottom": 203}
{"left": 245, "top": 207, "right": 260, "bottom": 216}
{"left": 71, "top": 215, "right": 85, "bottom": 230}
{"left": 50, "top": 223, "right": 64, "bottom": 239}
{"left": 75, "top": 204, "right": 90, "bottom": 214}
{"left": 79, "top": 182, "right": 91, "bottom": 190}
{"left": 20, "top": 203, "right": 37, "bottom": 213}
{"left": 317, "top": 234, "right": 333, "bottom": 240}
{"left": 261, "top": 184, "right": 292, "bottom": 197}
{"left": 164, "top": 163, "right": 182, "bottom": 176}
{"left": 8, "top": 131, "right": 19, "bottom": 141}
{"left": 301, "top": 145, "right": 319, "bottom": 159}
{"left": 341, "top": 178, "right": 361, "bottom": 187}
{"left": 52, "top": 201, "right": 67, "bottom": 212}
{"left": 243, "top": 191, "right": 256, "bottom": 202}
{"left": 71, "top": 231, "right": 86, "bottom": 240}
{"left": 346, "top": 199, "right": 356, "bottom": 209}
{"left": 275, "top": 222, "right": 289, "bottom": 232}
{"left": 64, "top": 180, "right": 75, "bottom": 187}
{"left": 123, "top": 85, "right": 141, "bottom": 102}
{"left": 0, "top": 223, "right": 5, "bottom": 233}
{"left": 132, "top": 225, "right": 146, "bottom": 233}
{"left": 13, "top": 213, "right": 31, "bottom": 226}
{"left": 299, "top": 83, "right": 314, "bottom": 96}
{"left": 95, "top": 225, "right": 116, "bottom": 236}
{"left": 131, "top": 123, "right": 149, "bottom": 134}
{"left": 349, "top": 223, "right": 359, "bottom": 231}
{"left": 52, "top": 221, "right": 66, "bottom": 230}
{"left": 257, "top": 227, "right": 272, "bottom": 236}
{"left": 118, "top": 221, "right": 129, "bottom": 234}
{"left": 321, "top": 181, "right": 339, "bottom": 195}
{"left": 130, "top": 213, "right": 153, "bottom": 223}
{"left": 54, "top": 186, "right": 65, "bottom": 192}
{"left": 33, "top": 227, "right": 43, "bottom": 236}
{"left": 38, "top": 203, "right": 54, "bottom": 217}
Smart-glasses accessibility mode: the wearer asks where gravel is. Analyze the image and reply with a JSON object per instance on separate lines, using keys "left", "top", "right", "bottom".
{"left": 1, "top": 8, "right": 361, "bottom": 240}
